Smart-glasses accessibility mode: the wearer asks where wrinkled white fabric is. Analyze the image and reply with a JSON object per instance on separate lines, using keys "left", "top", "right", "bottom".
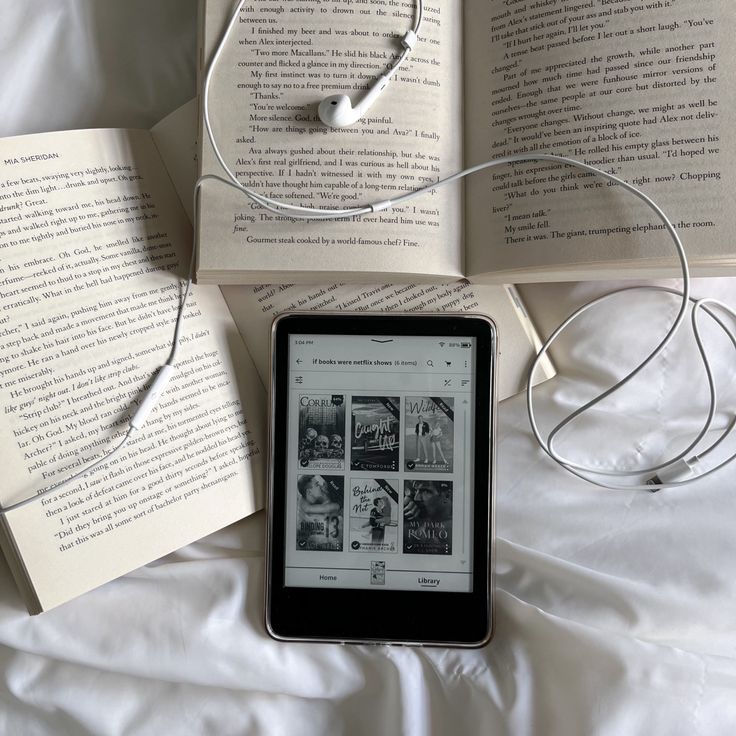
{"left": 0, "top": 0, "right": 197, "bottom": 138}
{"left": 1, "top": 2, "right": 736, "bottom": 734}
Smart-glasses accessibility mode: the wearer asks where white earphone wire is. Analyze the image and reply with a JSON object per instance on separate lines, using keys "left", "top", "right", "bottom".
{"left": 200, "top": 0, "right": 735, "bottom": 491}
{"left": 0, "top": 184, "right": 201, "bottom": 515}
{"left": 6, "top": 0, "right": 732, "bottom": 513}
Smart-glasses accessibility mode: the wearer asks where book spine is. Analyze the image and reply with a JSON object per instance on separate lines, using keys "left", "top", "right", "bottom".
{"left": 196, "top": 0, "right": 206, "bottom": 177}
{"left": 0, "top": 514, "right": 42, "bottom": 615}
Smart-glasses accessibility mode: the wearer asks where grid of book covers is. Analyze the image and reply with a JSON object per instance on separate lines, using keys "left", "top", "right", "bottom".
{"left": 294, "top": 393, "right": 457, "bottom": 574}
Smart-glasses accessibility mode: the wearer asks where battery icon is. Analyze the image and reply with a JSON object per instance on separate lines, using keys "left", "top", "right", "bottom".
{"left": 461, "top": 342, "right": 471, "bottom": 348}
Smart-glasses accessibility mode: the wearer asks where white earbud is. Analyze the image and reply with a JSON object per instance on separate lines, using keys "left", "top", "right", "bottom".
{"left": 318, "top": 75, "right": 391, "bottom": 128}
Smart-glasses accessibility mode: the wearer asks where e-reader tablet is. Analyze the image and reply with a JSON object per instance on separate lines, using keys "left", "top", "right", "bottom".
{"left": 265, "top": 312, "right": 496, "bottom": 647}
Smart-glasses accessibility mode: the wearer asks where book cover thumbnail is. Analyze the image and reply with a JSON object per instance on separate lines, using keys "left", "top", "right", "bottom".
{"left": 403, "top": 480, "right": 453, "bottom": 556}
{"left": 348, "top": 478, "right": 399, "bottom": 554}
{"left": 297, "top": 394, "right": 345, "bottom": 470}
{"left": 296, "top": 475, "right": 344, "bottom": 552}
{"left": 405, "top": 396, "right": 454, "bottom": 473}
{"left": 351, "top": 396, "right": 400, "bottom": 472}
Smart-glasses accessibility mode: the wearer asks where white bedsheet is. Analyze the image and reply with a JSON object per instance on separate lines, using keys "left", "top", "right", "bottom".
{"left": 1, "top": 2, "right": 735, "bottom": 734}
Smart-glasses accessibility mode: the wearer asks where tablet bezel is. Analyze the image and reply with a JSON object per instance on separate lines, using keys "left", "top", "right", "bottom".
{"left": 265, "top": 312, "right": 496, "bottom": 647}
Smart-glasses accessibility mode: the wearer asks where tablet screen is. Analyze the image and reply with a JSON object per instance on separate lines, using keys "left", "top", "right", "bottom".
{"left": 283, "top": 333, "right": 476, "bottom": 593}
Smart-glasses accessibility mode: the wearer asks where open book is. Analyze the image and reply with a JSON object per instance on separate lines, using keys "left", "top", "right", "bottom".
{"left": 0, "top": 103, "right": 550, "bottom": 613}
{"left": 196, "top": 0, "right": 733, "bottom": 284}
{"left": 0, "top": 118, "right": 266, "bottom": 614}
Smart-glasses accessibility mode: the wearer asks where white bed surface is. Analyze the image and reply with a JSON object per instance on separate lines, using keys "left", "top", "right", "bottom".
{"left": 1, "top": 2, "right": 735, "bottom": 734}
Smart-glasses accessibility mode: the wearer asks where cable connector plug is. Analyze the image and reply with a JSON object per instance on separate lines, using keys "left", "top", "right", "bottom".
{"left": 646, "top": 457, "right": 697, "bottom": 491}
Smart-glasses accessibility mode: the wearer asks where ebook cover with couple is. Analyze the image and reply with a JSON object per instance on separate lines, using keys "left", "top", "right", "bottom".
{"left": 405, "top": 397, "right": 454, "bottom": 473}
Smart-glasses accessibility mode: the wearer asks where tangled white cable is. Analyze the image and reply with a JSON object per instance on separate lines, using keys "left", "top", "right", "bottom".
{"left": 199, "top": 0, "right": 735, "bottom": 492}
{"left": 527, "top": 286, "right": 736, "bottom": 491}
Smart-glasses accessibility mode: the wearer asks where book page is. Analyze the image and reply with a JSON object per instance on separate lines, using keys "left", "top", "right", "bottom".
{"left": 0, "top": 129, "right": 266, "bottom": 612}
{"left": 197, "top": 0, "right": 464, "bottom": 283}
{"left": 463, "top": 0, "right": 734, "bottom": 280}
{"left": 219, "top": 281, "right": 555, "bottom": 401}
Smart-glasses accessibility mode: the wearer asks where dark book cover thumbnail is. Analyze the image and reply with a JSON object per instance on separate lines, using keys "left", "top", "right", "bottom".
{"left": 351, "top": 396, "right": 400, "bottom": 472}
{"left": 296, "top": 475, "right": 344, "bottom": 552}
{"left": 403, "top": 479, "right": 452, "bottom": 555}
{"left": 297, "top": 394, "right": 345, "bottom": 470}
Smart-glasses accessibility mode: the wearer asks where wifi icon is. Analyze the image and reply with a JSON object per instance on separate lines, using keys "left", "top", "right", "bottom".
{"left": 439, "top": 341, "right": 445, "bottom": 347}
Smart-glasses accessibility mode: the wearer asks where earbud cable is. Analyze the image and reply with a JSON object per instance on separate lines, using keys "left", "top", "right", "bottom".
{"left": 199, "top": 1, "right": 736, "bottom": 491}
{"left": 4, "top": 0, "right": 733, "bottom": 513}
{"left": 0, "top": 185, "right": 200, "bottom": 515}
